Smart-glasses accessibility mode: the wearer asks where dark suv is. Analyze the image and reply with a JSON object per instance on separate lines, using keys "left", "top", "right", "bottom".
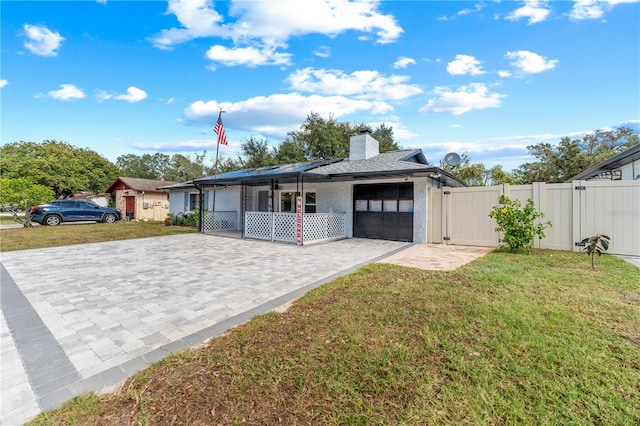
{"left": 29, "top": 200, "right": 122, "bottom": 226}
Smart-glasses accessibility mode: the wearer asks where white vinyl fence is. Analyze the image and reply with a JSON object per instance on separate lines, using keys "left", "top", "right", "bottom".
{"left": 428, "top": 180, "right": 640, "bottom": 256}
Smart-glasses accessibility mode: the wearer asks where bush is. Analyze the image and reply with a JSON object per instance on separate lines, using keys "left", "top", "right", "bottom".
{"left": 168, "top": 207, "right": 200, "bottom": 228}
{"left": 489, "top": 194, "right": 551, "bottom": 253}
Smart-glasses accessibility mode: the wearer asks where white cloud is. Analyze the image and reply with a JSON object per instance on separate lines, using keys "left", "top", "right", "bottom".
{"left": 0, "top": 79, "right": 8, "bottom": 88}
{"left": 183, "top": 93, "right": 393, "bottom": 138}
{"left": 498, "top": 70, "right": 512, "bottom": 78}
{"left": 131, "top": 139, "right": 219, "bottom": 151}
{"left": 438, "top": 2, "right": 485, "bottom": 20}
{"left": 97, "top": 87, "right": 147, "bottom": 102}
{"left": 114, "top": 87, "right": 147, "bottom": 102}
{"left": 570, "top": 0, "right": 606, "bottom": 19}
{"left": 506, "top": 0, "right": 552, "bottom": 24}
{"left": 46, "top": 84, "right": 85, "bottom": 101}
{"left": 314, "top": 46, "right": 332, "bottom": 58}
{"left": 446, "top": 54, "right": 486, "bottom": 76}
{"left": 393, "top": 56, "right": 416, "bottom": 69}
{"left": 457, "top": 3, "right": 486, "bottom": 16}
{"left": 287, "top": 68, "right": 423, "bottom": 101}
{"left": 419, "top": 83, "right": 505, "bottom": 115}
{"left": 205, "top": 44, "right": 292, "bottom": 67}
{"left": 150, "top": 0, "right": 403, "bottom": 64}
{"left": 228, "top": 0, "right": 403, "bottom": 44}
{"left": 569, "top": 0, "right": 639, "bottom": 20}
{"left": 148, "top": 0, "right": 227, "bottom": 50}
{"left": 367, "top": 120, "right": 419, "bottom": 141}
{"left": 22, "top": 24, "right": 65, "bottom": 57}
{"left": 506, "top": 50, "right": 558, "bottom": 74}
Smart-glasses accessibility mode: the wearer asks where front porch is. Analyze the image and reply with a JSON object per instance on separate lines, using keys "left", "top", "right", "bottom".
{"left": 202, "top": 210, "right": 347, "bottom": 245}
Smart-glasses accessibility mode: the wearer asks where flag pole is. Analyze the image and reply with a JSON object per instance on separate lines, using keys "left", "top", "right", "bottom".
{"left": 212, "top": 107, "right": 226, "bottom": 220}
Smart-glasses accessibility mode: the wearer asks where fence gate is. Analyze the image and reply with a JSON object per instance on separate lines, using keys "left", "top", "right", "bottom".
{"left": 428, "top": 181, "right": 640, "bottom": 256}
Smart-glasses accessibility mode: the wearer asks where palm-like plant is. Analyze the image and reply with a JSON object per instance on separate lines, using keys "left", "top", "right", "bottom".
{"left": 581, "top": 234, "right": 611, "bottom": 271}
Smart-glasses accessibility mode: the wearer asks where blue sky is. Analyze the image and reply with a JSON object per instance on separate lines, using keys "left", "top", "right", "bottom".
{"left": 2, "top": 0, "right": 639, "bottom": 173}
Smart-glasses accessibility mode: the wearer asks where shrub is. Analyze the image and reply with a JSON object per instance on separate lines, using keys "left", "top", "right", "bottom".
{"left": 489, "top": 194, "right": 551, "bottom": 253}
{"left": 581, "top": 234, "right": 611, "bottom": 271}
{"left": 168, "top": 207, "right": 200, "bottom": 228}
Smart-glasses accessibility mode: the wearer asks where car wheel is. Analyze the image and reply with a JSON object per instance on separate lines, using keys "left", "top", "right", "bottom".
{"left": 103, "top": 213, "right": 117, "bottom": 223}
{"left": 44, "top": 215, "right": 61, "bottom": 226}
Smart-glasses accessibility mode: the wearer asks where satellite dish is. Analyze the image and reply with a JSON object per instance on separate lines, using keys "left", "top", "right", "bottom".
{"left": 444, "top": 152, "right": 461, "bottom": 167}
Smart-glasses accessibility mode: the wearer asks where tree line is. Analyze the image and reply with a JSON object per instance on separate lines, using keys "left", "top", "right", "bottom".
{"left": 1, "top": 111, "right": 637, "bottom": 210}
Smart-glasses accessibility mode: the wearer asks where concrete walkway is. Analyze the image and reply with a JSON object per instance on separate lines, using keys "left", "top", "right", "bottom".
{"left": 0, "top": 235, "right": 489, "bottom": 425}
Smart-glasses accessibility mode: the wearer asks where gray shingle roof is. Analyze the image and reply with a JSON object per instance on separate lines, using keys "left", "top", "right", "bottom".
{"left": 106, "top": 177, "right": 181, "bottom": 193}
{"left": 311, "top": 149, "right": 432, "bottom": 175}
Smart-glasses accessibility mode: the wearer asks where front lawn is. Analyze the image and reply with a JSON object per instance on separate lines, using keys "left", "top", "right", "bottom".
{"left": 0, "top": 221, "right": 197, "bottom": 252}
{"left": 29, "top": 250, "right": 640, "bottom": 425}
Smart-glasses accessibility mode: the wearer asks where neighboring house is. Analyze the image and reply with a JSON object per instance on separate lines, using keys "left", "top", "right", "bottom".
{"left": 105, "top": 177, "right": 179, "bottom": 221}
{"left": 568, "top": 143, "right": 640, "bottom": 181}
{"left": 162, "top": 130, "right": 464, "bottom": 244}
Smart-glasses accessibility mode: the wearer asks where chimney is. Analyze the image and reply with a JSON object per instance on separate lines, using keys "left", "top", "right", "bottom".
{"left": 349, "top": 129, "right": 379, "bottom": 161}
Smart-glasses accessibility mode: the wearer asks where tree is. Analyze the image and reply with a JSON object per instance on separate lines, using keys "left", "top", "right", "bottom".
{"left": 239, "top": 136, "right": 277, "bottom": 169}
{"left": 0, "top": 178, "right": 55, "bottom": 226}
{"left": 165, "top": 153, "right": 209, "bottom": 182}
{"left": 371, "top": 123, "right": 401, "bottom": 153}
{"left": 513, "top": 127, "right": 638, "bottom": 183}
{"left": 117, "top": 152, "right": 217, "bottom": 181}
{"left": 288, "top": 113, "right": 352, "bottom": 160}
{"left": 285, "top": 113, "right": 401, "bottom": 161}
{"left": 116, "top": 154, "right": 159, "bottom": 179}
{"left": 0, "top": 140, "right": 119, "bottom": 198}
{"left": 440, "top": 153, "right": 515, "bottom": 186}
{"left": 274, "top": 139, "right": 307, "bottom": 164}
{"left": 215, "top": 156, "right": 243, "bottom": 173}
{"left": 0, "top": 178, "right": 54, "bottom": 209}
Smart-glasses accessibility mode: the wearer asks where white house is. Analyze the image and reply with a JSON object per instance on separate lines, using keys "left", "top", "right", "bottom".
{"left": 162, "top": 131, "right": 464, "bottom": 244}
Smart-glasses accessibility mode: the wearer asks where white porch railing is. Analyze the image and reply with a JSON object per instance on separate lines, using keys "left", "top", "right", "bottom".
{"left": 244, "top": 211, "right": 346, "bottom": 245}
{"left": 203, "top": 211, "right": 237, "bottom": 232}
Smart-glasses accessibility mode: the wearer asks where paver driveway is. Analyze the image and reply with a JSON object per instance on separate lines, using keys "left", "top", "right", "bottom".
{"left": 1, "top": 234, "right": 410, "bottom": 425}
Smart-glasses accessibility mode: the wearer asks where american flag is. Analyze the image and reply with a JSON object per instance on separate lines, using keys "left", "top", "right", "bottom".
{"left": 214, "top": 111, "right": 228, "bottom": 146}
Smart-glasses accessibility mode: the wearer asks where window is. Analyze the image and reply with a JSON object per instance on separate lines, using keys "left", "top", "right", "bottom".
{"left": 189, "top": 193, "right": 200, "bottom": 211}
{"left": 257, "top": 190, "right": 270, "bottom": 212}
{"left": 399, "top": 200, "right": 413, "bottom": 212}
{"left": 383, "top": 200, "right": 397, "bottom": 212}
{"left": 280, "top": 191, "right": 297, "bottom": 212}
{"left": 305, "top": 192, "right": 317, "bottom": 213}
{"left": 355, "top": 200, "right": 368, "bottom": 211}
{"left": 279, "top": 191, "right": 317, "bottom": 213}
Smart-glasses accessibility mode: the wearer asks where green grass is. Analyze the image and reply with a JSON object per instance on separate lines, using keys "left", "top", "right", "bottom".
{"left": 0, "top": 221, "right": 196, "bottom": 251}
{"left": 28, "top": 249, "right": 640, "bottom": 425}
{"left": 0, "top": 213, "right": 25, "bottom": 224}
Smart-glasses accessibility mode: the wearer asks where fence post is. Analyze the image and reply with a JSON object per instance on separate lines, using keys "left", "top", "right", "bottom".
{"left": 270, "top": 212, "right": 275, "bottom": 242}
{"left": 441, "top": 186, "right": 449, "bottom": 245}
{"left": 571, "top": 180, "right": 584, "bottom": 252}
{"left": 533, "top": 182, "right": 546, "bottom": 249}
{"left": 502, "top": 183, "right": 510, "bottom": 198}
